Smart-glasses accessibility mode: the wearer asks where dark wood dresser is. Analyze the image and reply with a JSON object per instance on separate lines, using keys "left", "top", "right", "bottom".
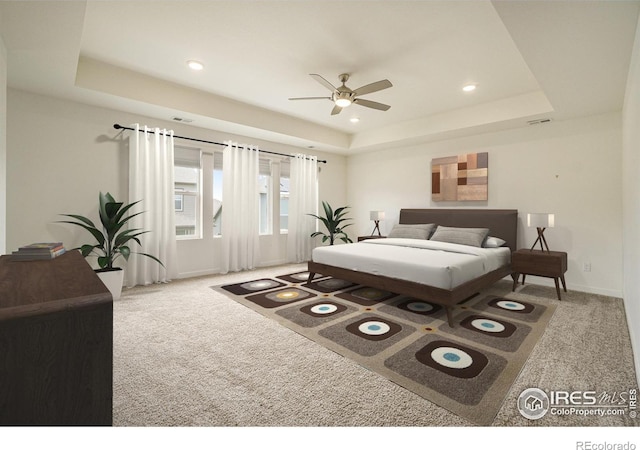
{"left": 0, "top": 250, "right": 113, "bottom": 425}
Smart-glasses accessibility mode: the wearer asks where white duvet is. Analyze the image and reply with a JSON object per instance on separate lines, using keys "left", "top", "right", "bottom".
{"left": 311, "top": 238, "right": 511, "bottom": 290}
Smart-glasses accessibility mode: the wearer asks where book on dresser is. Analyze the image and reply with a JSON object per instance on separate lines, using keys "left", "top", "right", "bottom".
{"left": 11, "top": 242, "right": 66, "bottom": 261}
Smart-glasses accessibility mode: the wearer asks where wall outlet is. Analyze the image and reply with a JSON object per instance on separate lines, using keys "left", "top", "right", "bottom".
{"left": 583, "top": 262, "right": 592, "bottom": 272}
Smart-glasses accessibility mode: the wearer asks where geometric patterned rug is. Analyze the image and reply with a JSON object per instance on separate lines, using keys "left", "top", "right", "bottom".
{"left": 212, "top": 270, "right": 557, "bottom": 425}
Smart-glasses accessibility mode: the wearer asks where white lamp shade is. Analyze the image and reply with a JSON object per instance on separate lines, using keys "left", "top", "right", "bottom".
{"left": 370, "top": 211, "right": 385, "bottom": 221}
{"left": 527, "top": 213, "right": 555, "bottom": 228}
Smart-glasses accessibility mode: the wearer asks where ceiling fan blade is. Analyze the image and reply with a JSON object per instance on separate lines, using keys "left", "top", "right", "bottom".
{"left": 310, "top": 73, "right": 338, "bottom": 92}
{"left": 353, "top": 98, "right": 391, "bottom": 111}
{"left": 353, "top": 79, "right": 392, "bottom": 96}
{"left": 289, "top": 97, "right": 332, "bottom": 101}
{"left": 331, "top": 104, "right": 343, "bottom": 115}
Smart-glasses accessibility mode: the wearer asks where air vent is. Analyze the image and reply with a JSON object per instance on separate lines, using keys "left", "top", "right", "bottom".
{"left": 172, "top": 117, "right": 193, "bottom": 123}
{"left": 527, "top": 118, "right": 553, "bottom": 126}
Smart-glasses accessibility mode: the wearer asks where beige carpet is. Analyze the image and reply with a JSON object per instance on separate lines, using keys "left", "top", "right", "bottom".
{"left": 113, "top": 263, "right": 638, "bottom": 427}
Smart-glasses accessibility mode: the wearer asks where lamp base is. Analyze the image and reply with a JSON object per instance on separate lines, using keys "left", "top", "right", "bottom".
{"left": 530, "top": 227, "right": 550, "bottom": 252}
{"left": 371, "top": 220, "right": 381, "bottom": 237}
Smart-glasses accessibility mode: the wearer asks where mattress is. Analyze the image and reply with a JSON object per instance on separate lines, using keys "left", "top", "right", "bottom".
{"left": 311, "top": 238, "right": 511, "bottom": 290}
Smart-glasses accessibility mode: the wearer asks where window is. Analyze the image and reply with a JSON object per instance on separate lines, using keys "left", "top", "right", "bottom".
{"left": 174, "top": 191, "right": 184, "bottom": 212}
{"left": 174, "top": 146, "right": 202, "bottom": 238}
{"left": 175, "top": 149, "right": 293, "bottom": 239}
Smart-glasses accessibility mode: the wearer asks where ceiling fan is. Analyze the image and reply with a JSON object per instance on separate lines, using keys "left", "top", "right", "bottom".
{"left": 289, "top": 73, "right": 392, "bottom": 116}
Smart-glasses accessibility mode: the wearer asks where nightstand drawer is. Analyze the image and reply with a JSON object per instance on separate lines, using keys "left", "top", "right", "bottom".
{"left": 512, "top": 249, "right": 567, "bottom": 277}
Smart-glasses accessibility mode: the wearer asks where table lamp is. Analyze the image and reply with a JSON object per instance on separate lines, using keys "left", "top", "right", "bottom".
{"left": 527, "top": 213, "right": 555, "bottom": 251}
{"left": 370, "top": 211, "right": 385, "bottom": 236}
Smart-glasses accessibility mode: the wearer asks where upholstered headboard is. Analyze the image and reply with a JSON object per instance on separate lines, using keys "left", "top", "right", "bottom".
{"left": 399, "top": 209, "right": 518, "bottom": 252}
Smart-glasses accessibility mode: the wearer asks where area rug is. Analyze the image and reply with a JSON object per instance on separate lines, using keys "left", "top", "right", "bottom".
{"left": 211, "top": 271, "right": 556, "bottom": 426}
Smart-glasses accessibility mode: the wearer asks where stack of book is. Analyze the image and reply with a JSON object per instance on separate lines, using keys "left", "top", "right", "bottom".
{"left": 11, "top": 242, "right": 66, "bottom": 261}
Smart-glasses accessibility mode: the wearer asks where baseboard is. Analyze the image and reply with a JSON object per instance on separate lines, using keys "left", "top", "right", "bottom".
{"left": 176, "top": 268, "right": 222, "bottom": 279}
{"left": 176, "top": 260, "right": 295, "bottom": 280}
{"left": 257, "top": 258, "right": 288, "bottom": 268}
{"left": 504, "top": 275, "right": 622, "bottom": 299}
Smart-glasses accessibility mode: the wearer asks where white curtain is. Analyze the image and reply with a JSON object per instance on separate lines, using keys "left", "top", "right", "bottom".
{"left": 286, "top": 153, "right": 318, "bottom": 263}
{"left": 127, "top": 124, "right": 178, "bottom": 287}
{"left": 221, "top": 141, "right": 260, "bottom": 273}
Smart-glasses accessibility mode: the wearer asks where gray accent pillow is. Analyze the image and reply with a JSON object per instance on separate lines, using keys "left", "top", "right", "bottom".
{"left": 429, "top": 226, "right": 490, "bottom": 248}
{"left": 387, "top": 223, "right": 436, "bottom": 240}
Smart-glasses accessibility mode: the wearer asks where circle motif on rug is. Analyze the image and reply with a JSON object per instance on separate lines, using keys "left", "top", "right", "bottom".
{"left": 470, "top": 318, "right": 506, "bottom": 333}
{"left": 276, "top": 290, "right": 300, "bottom": 300}
{"left": 320, "top": 279, "right": 351, "bottom": 289}
{"left": 496, "top": 300, "right": 526, "bottom": 311}
{"left": 356, "top": 288, "right": 386, "bottom": 300}
{"left": 291, "top": 272, "right": 310, "bottom": 281}
{"left": 358, "top": 320, "right": 391, "bottom": 336}
{"left": 310, "top": 303, "right": 338, "bottom": 315}
{"left": 430, "top": 346, "right": 473, "bottom": 369}
{"left": 407, "top": 302, "right": 434, "bottom": 313}
{"left": 242, "top": 280, "right": 279, "bottom": 291}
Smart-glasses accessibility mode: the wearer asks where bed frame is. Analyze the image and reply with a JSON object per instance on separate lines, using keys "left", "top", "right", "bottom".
{"left": 306, "top": 208, "right": 518, "bottom": 327}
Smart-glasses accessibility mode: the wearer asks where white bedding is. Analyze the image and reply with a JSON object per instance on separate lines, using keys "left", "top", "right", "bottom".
{"left": 311, "top": 238, "right": 511, "bottom": 290}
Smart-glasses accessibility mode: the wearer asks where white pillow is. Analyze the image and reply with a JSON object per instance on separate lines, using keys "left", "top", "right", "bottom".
{"left": 483, "top": 236, "right": 506, "bottom": 248}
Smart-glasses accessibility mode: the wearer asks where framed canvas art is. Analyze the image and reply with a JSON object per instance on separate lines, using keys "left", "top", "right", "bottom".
{"left": 432, "top": 152, "right": 488, "bottom": 201}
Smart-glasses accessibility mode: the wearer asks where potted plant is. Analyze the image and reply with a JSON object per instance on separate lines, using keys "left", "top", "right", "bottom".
{"left": 308, "top": 201, "right": 353, "bottom": 245}
{"left": 59, "top": 192, "right": 164, "bottom": 300}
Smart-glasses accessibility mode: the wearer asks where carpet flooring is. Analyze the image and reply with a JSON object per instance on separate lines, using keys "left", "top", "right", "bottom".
{"left": 113, "top": 263, "right": 638, "bottom": 427}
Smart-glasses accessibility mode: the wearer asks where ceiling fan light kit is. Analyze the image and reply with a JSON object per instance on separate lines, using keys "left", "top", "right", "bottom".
{"left": 334, "top": 93, "right": 352, "bottom": 108}
{"left": 289, "top": 73, "right": 392, "bottom": 116}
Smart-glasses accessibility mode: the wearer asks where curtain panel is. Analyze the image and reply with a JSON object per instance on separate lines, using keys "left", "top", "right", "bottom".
{"left": 221, "top": 141, "right": 260, "bottom": 273}
{"left": 127, "top": 124, "right": 178, "bottom": 287}
{"left": 286, "top": 154, "right": 318, "bottom": 263}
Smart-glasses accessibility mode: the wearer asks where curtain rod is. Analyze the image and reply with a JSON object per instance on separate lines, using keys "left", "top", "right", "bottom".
{"left": 113, "top": 124, "right": 327, "bottom": 164}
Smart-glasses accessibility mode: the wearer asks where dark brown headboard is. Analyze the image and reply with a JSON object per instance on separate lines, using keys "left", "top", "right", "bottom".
{"left": 399, "top": 209, "right": 518, "bottom": 252}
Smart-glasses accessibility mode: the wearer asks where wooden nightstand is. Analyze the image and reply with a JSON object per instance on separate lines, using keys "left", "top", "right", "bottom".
{"left": 357, "top": 235, "right": 386, "bottom": 242}
{"left": 512, "top": 249, "right": 568, "bottom": 300}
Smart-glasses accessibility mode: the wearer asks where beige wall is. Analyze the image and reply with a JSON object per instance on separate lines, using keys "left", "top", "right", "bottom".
{"left": 622, "top": 14, "right": 640, "bottom": 387}
{"left": 6, "top": 89, "right": 347, "bottom": 278}
{"left": 347, "top": 112, "right": 623, "bottom": 298}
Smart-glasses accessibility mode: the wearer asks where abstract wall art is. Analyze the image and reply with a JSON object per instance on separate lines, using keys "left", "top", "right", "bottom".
{"left": 432, "top": 152, "right": 488, "bottom": 201}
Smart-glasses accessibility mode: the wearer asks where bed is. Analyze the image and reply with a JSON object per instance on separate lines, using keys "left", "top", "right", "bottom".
{"left": 306, "top": 208, "right": 518, "bottom": 327}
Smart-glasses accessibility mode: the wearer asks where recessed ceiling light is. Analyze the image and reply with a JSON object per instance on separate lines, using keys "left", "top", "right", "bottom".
{"left": 187, "top": 60, "right": 204, "bottom": 71}
{"left": 462, "top": 84, "right": 477, "bottom": 92}
{"left": 350, "top": 117, "right": 360, "bottom": 123}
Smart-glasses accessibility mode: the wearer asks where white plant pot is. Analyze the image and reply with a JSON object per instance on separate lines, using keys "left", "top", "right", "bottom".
{"left": 96, "top": 269, "right": 124, "bottom": 301}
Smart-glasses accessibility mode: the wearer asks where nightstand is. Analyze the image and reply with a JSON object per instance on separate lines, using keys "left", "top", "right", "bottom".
{"left": 511, "top": 249, "right": 568, "bottom": 300}
{"left": 357, "top": 235, "right": 386, "bottom": 242}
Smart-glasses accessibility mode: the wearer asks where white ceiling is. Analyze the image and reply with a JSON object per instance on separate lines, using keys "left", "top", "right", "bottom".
{"left": 1, "top": 0, "right": 638, "bottom": 154}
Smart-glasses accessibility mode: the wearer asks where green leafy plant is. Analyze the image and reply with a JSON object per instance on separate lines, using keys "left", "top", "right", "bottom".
{"left": 59, "top": 192, "right": 164, "bottom": 271}
{"left": 308, "top": 201, "right": 353, "bottom": 245}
